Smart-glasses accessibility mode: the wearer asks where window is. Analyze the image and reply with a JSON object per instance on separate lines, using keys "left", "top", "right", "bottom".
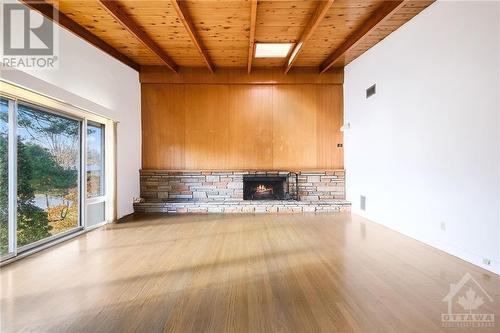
{"left": 16, "top": 104, "right": 81, "bottom": 248}
{"left": 1, "top": 82, "right": 114, "bottom": 262}
{"left": 86, "top": 122, "right": 104, "bottom": 198}
{"left": 254, "top": 43, "right": 293, "bottom": 58}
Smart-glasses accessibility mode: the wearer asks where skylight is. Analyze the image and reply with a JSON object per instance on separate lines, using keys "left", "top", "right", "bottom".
{"left": 255, "top": 43, "right": 293, "bottom": 58}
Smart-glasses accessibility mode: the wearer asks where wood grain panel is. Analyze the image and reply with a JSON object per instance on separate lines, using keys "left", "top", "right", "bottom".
{"left": 228, "top": 85, "right": 274, "bottom": 169}
{"left": 98, "top": 0, "right": 178, "bottom": 71}
{"left": 296, "top": 0, "right": 385, "bottom": 67}
{"left": 170, "top": 0, "right": 215, "bottom": 72}
{"left": 45, "top": 0, "right": 163, "bottom": 65}
{"left": 21, "top": 0, "right": 140, "bottom": 70}
{"left": 184, "top": 85, "right": 230, "bottom": 169}
{"left": 256, "top": 0, "right": 317, "bottom": 42}
{"left": 316, "top": 85, "right": 343, "bottom": 168}
{"left": 185, "top": 0, "right": 251, "bottom": 67}
{"left": 140, "top": 67, "right": 344, "bottom": 84}
{"left": 142, "top": 81, "right": 343, "bottom": 170}
{"left": 4, "top": 213, "right": 500, "bottom": 333}
{"left": 272, "top": 85, "right": 317, "bottom": 169}
{"left": 5, "top": 213, "right": 500, "bottom": 332}
{"left": 37, "top": 0, "right": 433, "bottom": 69}
{"left": 141, "top": 84, "right": 185, "bottom": 169}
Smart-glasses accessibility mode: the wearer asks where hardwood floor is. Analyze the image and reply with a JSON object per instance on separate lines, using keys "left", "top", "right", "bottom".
{"left": 1, "top": 213, "right": 499, "bottom": 332}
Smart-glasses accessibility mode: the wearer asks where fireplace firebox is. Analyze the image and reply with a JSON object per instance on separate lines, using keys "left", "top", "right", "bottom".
{"left": 243, "top": 173, "right": 298, "bottom": 200}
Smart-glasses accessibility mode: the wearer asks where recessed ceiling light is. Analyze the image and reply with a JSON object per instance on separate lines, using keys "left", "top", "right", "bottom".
{"left": 255, "top": 43, "right": 293, "bottom": 58}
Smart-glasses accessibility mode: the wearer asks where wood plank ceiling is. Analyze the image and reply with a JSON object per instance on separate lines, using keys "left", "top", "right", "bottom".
{"left": 24, "top": 0, "right": 434, "bottom": 73}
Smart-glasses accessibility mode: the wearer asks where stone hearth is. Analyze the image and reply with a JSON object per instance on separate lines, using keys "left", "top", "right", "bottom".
{"left": 134, "top": 170, "right": 350, "bottom": 214}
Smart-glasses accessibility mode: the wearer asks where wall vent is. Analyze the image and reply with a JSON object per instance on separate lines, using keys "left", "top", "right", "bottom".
{"left": 482, "top": 258, "right": 491, "bottom": 266}
{"left": 366, "top": 84, "right": 376, "bottom": 98}
{"left": 360, "top": 195, "right": 366, "bottom": 211}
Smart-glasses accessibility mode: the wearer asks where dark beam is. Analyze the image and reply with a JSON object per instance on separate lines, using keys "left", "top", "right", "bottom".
{"left": 20, "top": 0, "right": 140, "bottom": 71}
{"left": 320, "top": 1, "right": 405, "bottom": 73}
{"left": 98, "top": 0, "right": 178, "bottom": 73}
{"left": 170, "top": 0, "right": 214, "bottom": 73}
{"left": 247, "top": 0, "right": 258, "bottom": 74}
{"left": 284, "top": 0, "right": 334, "bottom": 74}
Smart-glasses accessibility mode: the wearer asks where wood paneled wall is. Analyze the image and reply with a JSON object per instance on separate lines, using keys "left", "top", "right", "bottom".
{"left": 141, "top": 69, "right": 343, "bottom": 170}
{"left": 140, "top": 67, "right": 344, "bottom": 84}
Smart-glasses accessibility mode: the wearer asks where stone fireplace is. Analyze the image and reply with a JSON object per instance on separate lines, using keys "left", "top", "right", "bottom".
{"left": 243, "top": 175, "right": 286, "bottom": 200}
{"left": 135, "top": 170, "right": 350, "bottom": 214}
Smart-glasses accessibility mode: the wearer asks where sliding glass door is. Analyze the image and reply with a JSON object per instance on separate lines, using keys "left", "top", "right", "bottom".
{"left": 0, "top": 84, "right": 113, "bottom": 262}
{"left": 0, "top": 98, "right": 83, "bottom": 256}
{"left": 16, "top": 103, "right": 81, "bottom": 250}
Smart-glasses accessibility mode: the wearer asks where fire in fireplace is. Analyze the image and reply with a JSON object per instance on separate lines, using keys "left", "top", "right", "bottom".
{"left": 243, "top": 175, "right": 286, "bottom": 200}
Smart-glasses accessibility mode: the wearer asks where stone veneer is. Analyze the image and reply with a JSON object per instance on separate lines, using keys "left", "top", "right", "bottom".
{"left": 135, "top": 170, "right": 349, "bottom": 214}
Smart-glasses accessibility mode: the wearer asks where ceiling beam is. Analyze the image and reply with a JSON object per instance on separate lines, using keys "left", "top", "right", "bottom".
{"left": 98, "top": 0, "right": 177, "bottom": 73}
{"left": 247, "top": 0, "right": 258, "bottom": 74}
{"left": 320, "top": 0, "right": 405, "bottom": 73}
{"left": 20, "top": 0, "right": 140, "bottom": 71}
{"left": 284, "top": 0, "right": 334, "bottom": 74}
{"left": 170, "top": 0, "right": 214, "bottom": 73}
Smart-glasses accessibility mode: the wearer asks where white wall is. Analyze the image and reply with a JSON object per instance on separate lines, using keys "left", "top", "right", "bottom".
{"left": 344, "top": 1, "right": 500, "bottom": 274}
{"left": 1, "top": 1, "right": 141, "bottom": 218}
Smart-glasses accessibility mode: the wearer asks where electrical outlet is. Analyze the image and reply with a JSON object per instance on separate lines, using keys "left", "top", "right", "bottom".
{"left": 440, "top": 221, "right": 446, "bottom": 231}
{"left": 482, "top": 258, "right": 491, "bottom": 266}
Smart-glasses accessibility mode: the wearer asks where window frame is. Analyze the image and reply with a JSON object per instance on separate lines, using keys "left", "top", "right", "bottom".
{"left": 15, "top": 101, "right": 84, "bottom": 253}
{"left": 0, "top": 98, "right": 17, "bottom": 261}
{"left": 86, "top": 121, "right": 106, "bottom": 203}
{"left": 0, "top": 81, "right": 116, "bottom": 264}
